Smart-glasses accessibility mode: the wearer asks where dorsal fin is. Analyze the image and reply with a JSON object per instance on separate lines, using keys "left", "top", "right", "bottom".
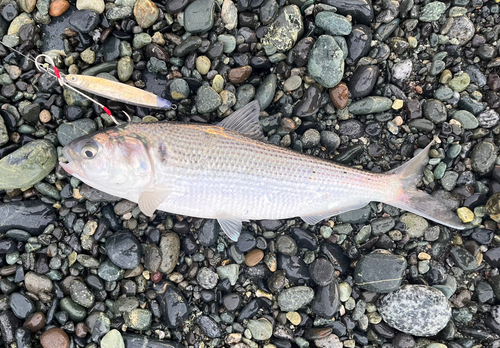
{"left": 217, "top": 100, "right": 265, "bottom": 141}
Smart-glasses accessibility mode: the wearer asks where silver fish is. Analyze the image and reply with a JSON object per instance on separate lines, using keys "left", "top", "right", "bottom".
{"left": 60, "top": 101, "right": 465, "bottom": 241}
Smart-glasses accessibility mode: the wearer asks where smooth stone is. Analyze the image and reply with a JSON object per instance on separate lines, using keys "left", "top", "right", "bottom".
{"left": 452, "top": 110, "right": 478, "bottom": 129}
{"left": 159, "top": 233, "right": 180, "bottom": 274}
{"left": 69, "top": 280, "right": 94, "bottom": 308}
{"left": 458, "top": 96, "right": 485, "bottom": 115}
{"left": 40, "top": 327, "right": 69, "bottom": 348}
{"left": 322, "top": 0, "right": 373, "bottom": 24}
{"left": 419, "top": 2, "right": 446, "bottom": 22}
{"left": 378, "top": 285, "right": 451, "bottom": 336}
{"left": 329, "top": 83, "right": 349, "bottom": 109}
{"left": 57, "top": 119, "right": 96, "bottom": 146}
{"left": 284, "top": 75, "right": 302, "bottom": 92}
{"left": 221, "top": 0, "right": 237, "bottom": 29}
{"left": 471, "top": 141, "right": 498, "bottom": 174}
{"left": 154, "top": 281, "right": 189, "bottom": 328}
{"left": 59, "top": 298, "right": 86, "bottom": 322}
{"left": 399, "top": 213, "right": 428, "bottom": 238}
{"left": 0, "top": 116, "right": 7, "bottom": 146}
{"left": 196, "top": 85, "right": 221, "bottom": 113}
{"left": 308, "top": 35, "right": 344, "bottom": 88}
{"left": 349, "top": 96, "right": 392, "bottom": 115}
{"left": 23, "top": 312, "right": 46, "bottom": 333}
{"left": 354, "top": 251, "right": 407, "bottom": 293}
{"left": 24, "top": 272, "right": 52, "bottom": 294}
{"left": 485, "top": 247, "right": 500, "bottom": 268}
{"left": 184, "top": 0, "right": 215, "bottom": 33}
{"left": 423, "top": 99, "right": 447, "bottom": 124}
{"left": 392, "top": 59, "right": 412, "bottom": 83}
{"left": 165, "top": 0, "right": 189, "bottom": 13}
{"left": 117, "top": 56, "right": 134, "bottom": 82}
{"left": 277, "top": 286, "right": 314, "bottom": 311}
{"left": 196, "top": 315, "right": 221, "bottom": 338}
{"left": 311, "top": 280, "right": 340, "bottom": 317}
{"left": 69, "top": 10, "right": 99, "bottom": 33}
{"left": 121, "top": 333, "right": 184, "bottom": 348}
{"left": 247, "top": 318, "right": 273, "bottom": 340}
{"left": 260, "top": 0, "right": 278, "bottom": 25}
{"left": 7, "top": 13, "right": 33, "bottom": 35}
{"left": 170, "top": 78, "right": 190, "bottom": 100}
{"left": 315, "top": 12, "right": 352, "bottom": 36}
{"left": 447, "top": 16, "right": 475, "bottom": 46}
{"left": 124, "top": 309, "right": 152, "bottom": 330}
{"left": 449, "top": 247, "right": 478, "bottom": 271}
{"left": 173, "top": 36, "right": 202, "bottom": 57}
{"left": 254, "top": 73, "right": 277, "bottom": 110}
{"left": 97, "top": 260, "right": 123, "bottom": 282}
{"left": 0, "top": 311, "right": 17, "bottom": 343}
{"left": 217, "top": 264, "right": 239, "bottom": 286}
{"left": 133, "top": 0, "right": 159, "bottom": 28}
{"left": 346, "top": 24, "right": 372, "bottom": 65}
{"left": 9, "top": 293, "right": 35, "bottom": 319}
{"left": 261, "top": 5, "right": 303, "bottom": 52}
{"left": 105, "top": 231, "right": 142, "bottom": 270}
{"left": 292, "top": 37, "right": 315, "bottom": 67}
{"left": 0, "top": 140, "right": 57, "bottom": 190}
{"left": 101, "top": 329, "right": 125, "bottom": 348}
{"left": 348, "top": 65, "right": 379, "bottom": 98}
{"left": 76, "top": 0, "right": 105, "bottom": 13}
{"left": 449, "top": 73, "right": 470, "bottom": 92}
{"left": 293, "top": 85, "right": 322, "bottom": 117}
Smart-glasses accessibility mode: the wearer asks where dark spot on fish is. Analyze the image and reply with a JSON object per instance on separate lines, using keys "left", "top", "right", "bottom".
{"left": 158, "top": 141, "right": 168, "bottom": 162}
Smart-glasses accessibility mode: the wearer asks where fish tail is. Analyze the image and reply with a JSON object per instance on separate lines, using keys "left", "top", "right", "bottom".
{"left": 385, "top": 142, "right": 466, "bottom": 230}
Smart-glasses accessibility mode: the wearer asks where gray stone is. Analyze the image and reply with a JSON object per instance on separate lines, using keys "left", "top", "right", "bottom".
{"left": 354, "top": 251, "right": 407, "bottom": 293}
{"left": 399, "top": 213, "right": 428, "bottom": 238}
{"left": 70, "top": 280, "right": 95, "bottom": 308}
{"left": 378, "top": 285, "right": 452, "bottom": 336}
{"left": 197, "top": 267, "right": 218, "bottom": 289}
{"left": 0, "top": 115, "right": 7, "bottom": 147}
{"left": 196, "top": 85, "right": 221, "bottom": 113}
{"left": 477, "top": 109, "right": 500, "bottom": 129}
{"left": 101, "top": 330, "right": 125, "bottom": 348}
{"left": 452, "top": 110, "right": 478, "bottom": 130}
{"left": 315, "top": 12, "right": 352, "bottom": 36}
{"left": 447, "top": 16, "right": 475, "bottom": 46}
{"left": 216, "top": 264, "right": 239, "bottom": 286}
{"left": 308, "top": 35, "right": 344, "bottom": 88}
{"left": 423, "top": 99, "right": 447, "bottom": 124}
{"left": 247, "top": 318, "right": 273, "bottom": 341}
{"left": 471, "top": 141, "right": 498, "bottom": 174}
{"left": 449, "top": 247, "right": 478, "bottom": 271}
{"left": 184, "top": 0, "right": 215, "bottom": 33}
{"left": 261, "top": 5, "right": 304, "bottom": 52}
{"left": 159, "top": 233, "right": 180, "bottom": 274}
{"left": 124, "top": 309, "right": 152, "bottom": 331}
{"left": 419, "top": 2, "right": 446, "bottom": 22}
{"left": 349, "top": 96, "right": 392, "bottom": 115}
{"left": 254, "top": 74, "right": 277, "bottom": 110}
{"left": 57, "top": 119, "right": 97, "bottom": 146}
{"left": 278, "top": 286, "right": 314, "bottom": 311}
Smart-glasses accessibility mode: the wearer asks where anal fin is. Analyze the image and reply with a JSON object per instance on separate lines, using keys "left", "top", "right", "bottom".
{"left": 217, "top": 215, "right": 246, "bottom": 242}
{"left": 300, "top": 202, "right": 369, "bottom": 225}
{"left": 138, "top": 189, "right": 169, "bottom": 217}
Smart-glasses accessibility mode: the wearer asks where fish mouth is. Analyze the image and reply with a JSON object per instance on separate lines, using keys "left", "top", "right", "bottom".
{"left": 59, "top": 146, "right": 80, "bottom": 177}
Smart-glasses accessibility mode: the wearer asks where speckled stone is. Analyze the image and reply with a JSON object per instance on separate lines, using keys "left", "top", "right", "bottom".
{"left": 378, "top": 285, "right": 451, "bottom": 337}
{"left": 277, "top": 286, "right": 314, "bottom": 311}
{"left": 261, "top": 5, "right": 304, "bottom": 52}
{"left": 308, "top": 35, "right": 344, "bottom": 88}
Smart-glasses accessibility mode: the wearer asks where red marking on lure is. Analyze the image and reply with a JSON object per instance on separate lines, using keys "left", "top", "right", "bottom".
{"left": 103, "top": 107, "right": 112, "bottom": 116}
{"left": 53, "top": 66, "right": 61, "bottom": 79}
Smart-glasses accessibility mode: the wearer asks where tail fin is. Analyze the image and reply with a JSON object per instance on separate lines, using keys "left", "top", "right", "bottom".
{"left": 386, "top": 142, "right": 466, "bottom": 230}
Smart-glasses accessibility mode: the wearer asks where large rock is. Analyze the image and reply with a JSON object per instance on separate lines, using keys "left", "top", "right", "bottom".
{"left": 308, "top": 35, "right": 344, "bottom": 88}
{"left": 261, "top": 5, "right": 303, "bottom": 52}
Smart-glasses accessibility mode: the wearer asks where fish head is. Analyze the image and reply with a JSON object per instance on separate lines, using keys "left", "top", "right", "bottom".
{"left": 60, "top": 129, "right": 153, "bottom": 195}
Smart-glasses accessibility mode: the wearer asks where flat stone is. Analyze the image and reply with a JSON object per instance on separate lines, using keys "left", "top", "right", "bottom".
{"left": 57, "top": 119, "right": 97, "bottom": 146}
{"left": 40, "top": 328, "right": 69, "bottom": 348}
{"left": 0, "top": 140, "right": 57, "bottom": 190}
{"left": 247, "top": 318, "right": 273, "bottom": 340}
{"left": 354, "top": 251, "right": 407, "bottom": 293}
{"left": 196, "top": 85, "right": 221, "bottom": 113}
{"left": 447, "top": 16, "right": 475, "bottom": 46}
{"left": 419, "top": 2, "right": 446, "bottom": 22}
{"left": 315, "top": 12, "right": 352, "bottom": 36}
{"left": 452, "top": 110, "right": 478, "bottom": 129}
{"left": 378, "top": 285, "right": 451, "bottom": 336}
{"left": 308, "top": 35, "right": 344, "bottom": 88}
{"left": 349, "top": 96, "right": 392, "bottom": 115}
{"left": 159, "top": 233, "right": 180, "bottom": 274}
{"left": 277, "top": 286, "right": 314, "bottom": 311}
{"left": 101, "top": 329, "right": 125, "bottom": 348}
{"left": 134, "top": 0, "right": 159, "bottom": 28}
{"left": 184, "top": 0, "right": 215, "bottom": 33}
{"left": 76, "top": 0, "right": 105, "bottom": 13}
{"left": 449, "top": 247, "right": 478, "bottom": 271}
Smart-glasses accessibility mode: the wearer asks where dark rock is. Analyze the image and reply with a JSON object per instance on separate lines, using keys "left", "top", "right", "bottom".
{"left": 105, "top": 231, "right": 142, "bottom": 270}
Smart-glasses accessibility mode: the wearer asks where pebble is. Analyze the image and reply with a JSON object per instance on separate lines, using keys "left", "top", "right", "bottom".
{"left": 399, "top": 213, "right": 428, "bottom": 238}
{"left": 159, "top": 233, "right": 180, "bottom": 274}
{"left": 278, "top": 286, "right": 314, "bottom": 311}
{"left": 311, "top": 279, "right": 340, "bottom": 317}
{"left": 471, "top": 141, "right": 498, "bottom": 175}
{"left": 349, "top": 96, "right": 392, "bottom": 115}
{"left": 325, "top": 0, "right": 373, "bottom": 25}
{"left": 0, "top": 140, "right": 57, "bottom": 190}
{"left": 196, "top": 85, "right": 221, "bottom": 113}
{"left": 124, "top": 309, "right": 152, "bottom": 330}
{"left": 133, "top": 0, "right": 158, "bottom": 28}
{"left": 106, "top": 231, "right": 142, "bottom": 270}
{"left": 245, "top": 249, "right": 264, "bottom": 267}
{"left": 308, "top": 35, "right": 344, "bottom": 88}
{"left": 155, "top": 281, "right": 189, "bottom": 328}
{"left": 354, "top": 251, "right": 407, "bottom": 293}
{"left": 247, "top": 318, "right": 273, "bottom": 340}
{"left": 49, "top": 0, "right": 70, "bottom": 16}
{"left": 261, "top": 5, "right": 303, "bottom": 52}
{"left": 197, "top": 267, "right": 218, "bottom": 289}
{"left": 449, "top": 247, "right": 478, "bottom": 271}
{"left": 419, "top": 2, "right": 446, "bottom": 22}
{"left": 76, "top": 0, "right": 105, "bottom": 13}
{"left": 348, "top": 65, "right": 379, "bottom": 98}
{"left": 378, "top": 285, "right": 451, "bottom": 336}
{"left": 9, "top": 293, "right": 35, "bottom": 319}
{"left": 329, "top": 83, "right": 349, "bottom": 109}
{"left": 40, "top": 328, "right": 69, "bottom": 348}
{"left": 448, "top": 73, "right": 470, "bottom": 92}
{"left": 315, "top": 12, "right": 352, "bottom": 36}
{"left": 452, "top": 110, "right": 478, "bottom": 130}
{"left": 184, "top": 0, "right": 215, "bottom": 33}
{"left": 101, "top": 329, "right": 125, "bottom": 348}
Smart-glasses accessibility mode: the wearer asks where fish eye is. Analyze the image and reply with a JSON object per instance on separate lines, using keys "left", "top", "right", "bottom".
{"left": 69, "top": 76, "right": 76, "bottom": 81}
{"left": 82, "top": 143, "right": 98, "bottom": 159}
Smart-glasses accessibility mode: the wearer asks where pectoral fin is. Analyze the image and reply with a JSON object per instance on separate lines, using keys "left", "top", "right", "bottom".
{"left": 138, "top": 189, "right": 169, "bottom": 217}
{"left": 217, "top": 215, "right": 246, "bottom": 242}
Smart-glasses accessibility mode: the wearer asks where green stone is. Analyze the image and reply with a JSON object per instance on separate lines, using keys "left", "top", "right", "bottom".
{"left": 449, "top": 73, "right": 470, "bottom": 92}
{"left": 458, "top": 96, "right": 485, "bottom": 115}
{"left": 63, "top": 88, "right": 92, "bottom": 107}
{"left": 247, "top": 318, "right": 273, "bottom": 341}
{"left": 218, "top": 34, "right": 236, "bottom": 53}
{"left": 433, "top": 162, "right": 447, "bottom": 180}
{"left": 254, "top": 74, "right": 277, "bottom": 110}
{"left": 57, "top": 119, "right": 97, "bottom": 146}
{"left": 184, "top": 0, "right": 215, "bottom": 33}
{"left": 471, "top": 141, "right": 498, "bottom": 174}
{"left": 7, "top": 13, "right": 34, "bottom": 35}
{"left": 170, "top": 78, "right": 190, "bottom": 100}
{"left": 0, "top": 115, "right": 7, "bottom": 146}
{"left": 349, "top": 96, "right": 392, "bottom": 115}
{"left": 452, "top": 110, "right": 478, "bottom": 129}
{"left": 98, "top": 260, "right": 124, "bottom": 281}
{"left": 117, "top": 56, "right": 134, "bottom": 82}
{"left": 34, "top": 182, "right": 61, "bottom": 200}
{"left": 419, "top": 2, "right": 447, "bottom": 22}
{"left": 234, "top": 84, "right": 255, "bottom": 109}
{"left": 399, "top": 213, "right": 428, "bottom": 238}
{"left": 60, "top": 297, "right": 87, "bottom": 322}
{"left": 196, "top": 85, "right": 221, "bottom": 113}
{"left": 261, "top": 5, "right": 303, "bottom": 52}
{"left": 307, "top": 35, "right": 344, "bottom": 88}
{"left": 132, "top": 33, "right": 152, "bottom": 49}
{"left": 435, "top": 86, "right": 454, "bottom": 101}
{"left": 101, "top": 330, "right": 125, "bottom": 348}
{"left": 277, "top": 286, "right": 314, "bottom": 311}
{"left": 0, "top": 140, "right": 57, "bottom": 190}
{"left": 147, "top": 57, "right": 168, "bottom": 74}
{"left": 124, "top": 309, "right": 152, "bottom": 330}
{"left": 315, "top": 12, "right": 352, "bottom": 36}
